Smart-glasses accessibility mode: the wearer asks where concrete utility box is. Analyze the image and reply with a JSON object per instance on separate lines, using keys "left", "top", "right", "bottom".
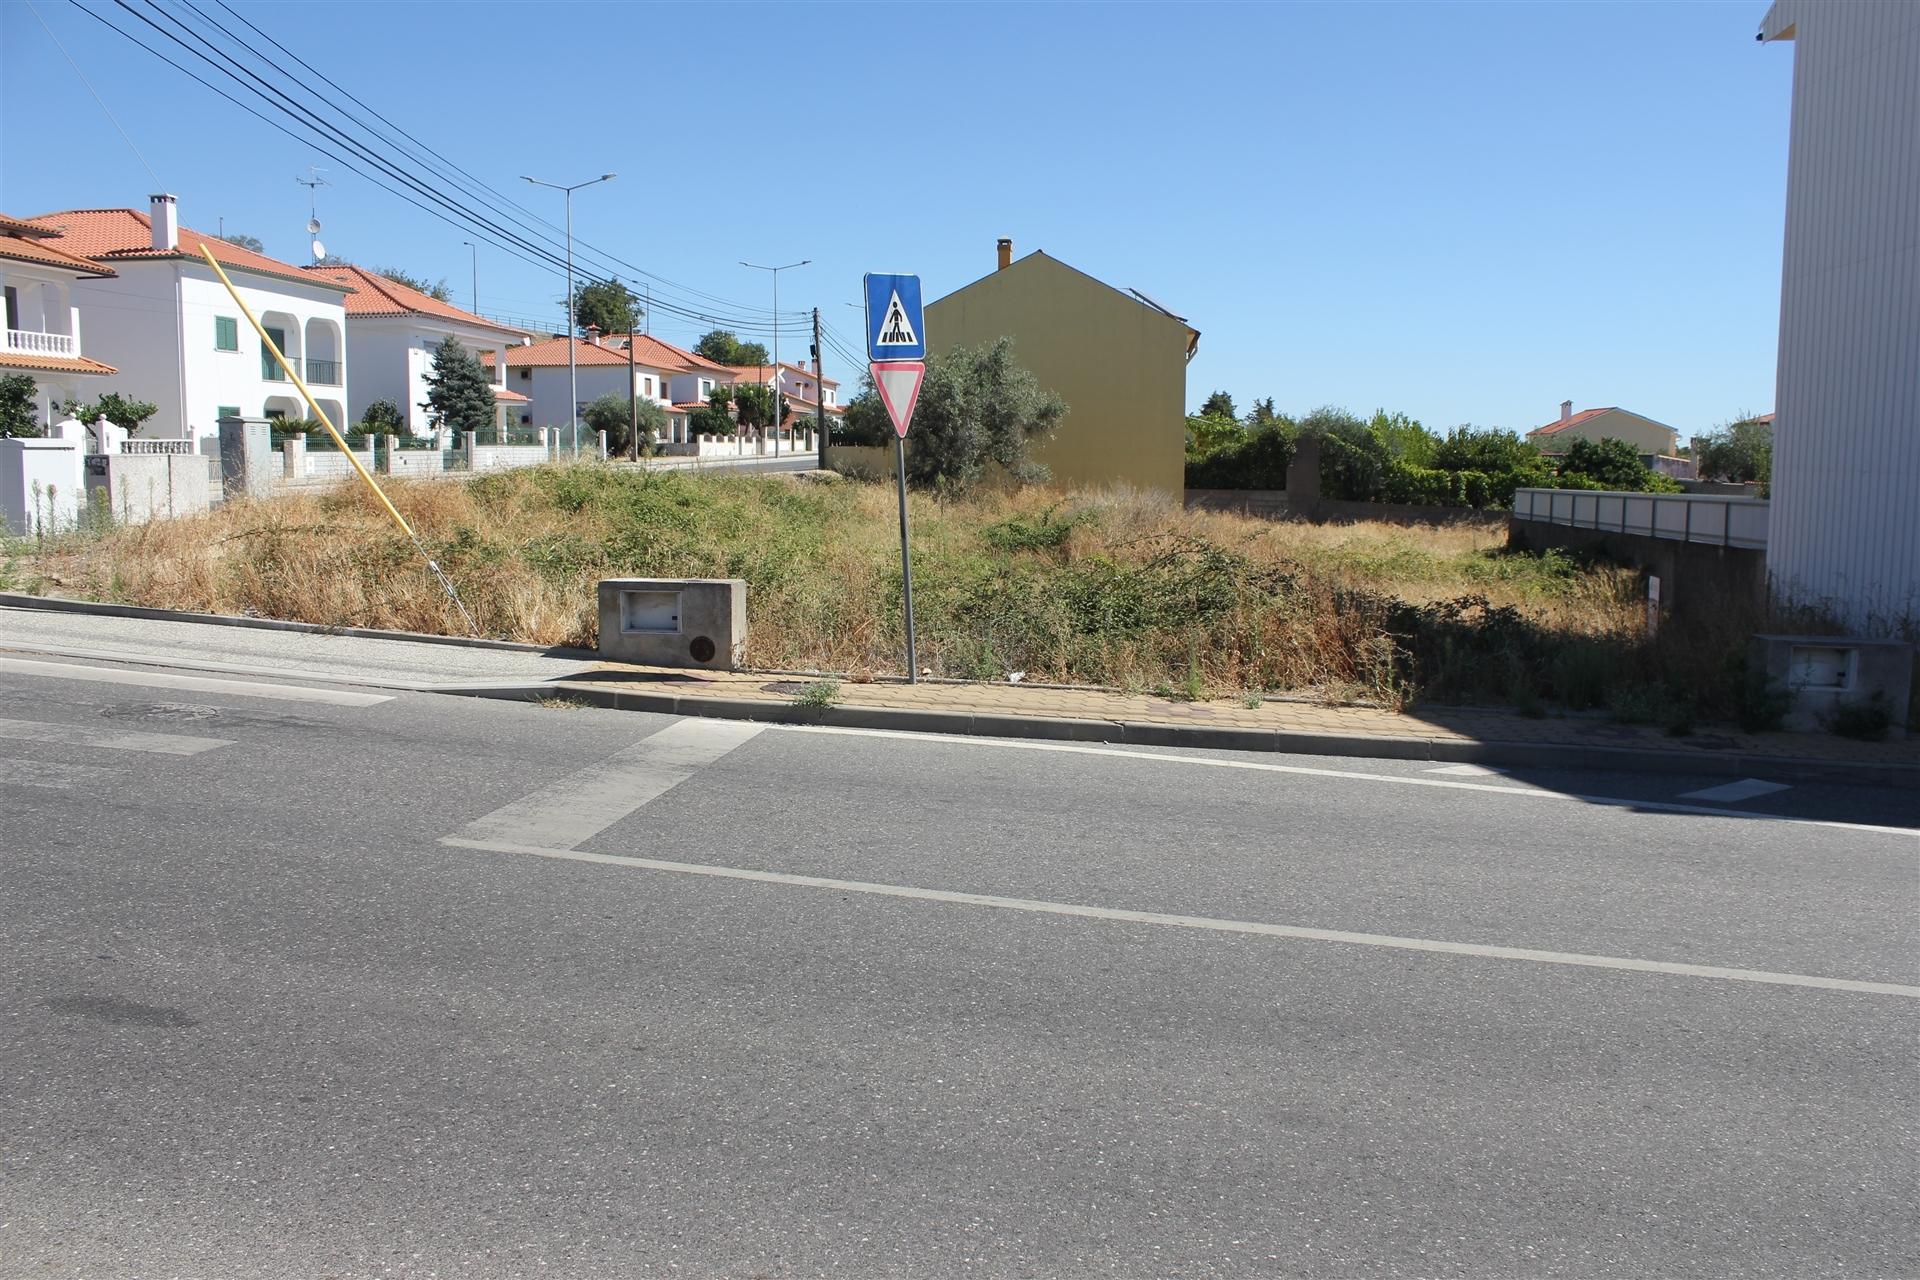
{"left": 1750, "top": 634, "right": 1914, "bottom": 736}
{"left": 597, "top": 578, "right": 746, "bottom": 670}
{"left": 84, "top": 453, "right": 213, "bottom": 524}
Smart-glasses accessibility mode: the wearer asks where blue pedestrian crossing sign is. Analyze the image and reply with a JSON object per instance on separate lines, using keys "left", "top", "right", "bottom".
{"left": 864, "top": 273, "right": 926, "bottom": 361}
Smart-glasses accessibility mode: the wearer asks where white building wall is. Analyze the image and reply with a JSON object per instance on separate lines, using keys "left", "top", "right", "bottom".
{"left": 509, "top": 360, "right": 677, "bottom": 427}
{"left": 65, "top": 262, "right": 185, "bottom": 437}
{"left": 350, "top": 320, "right": 511, "bottom": 433}
{"left": 71, "top": 260, "right": 350, "bottom": 441}
{"left": 1762, "top": 0, "right": 1920, "bottom": 631}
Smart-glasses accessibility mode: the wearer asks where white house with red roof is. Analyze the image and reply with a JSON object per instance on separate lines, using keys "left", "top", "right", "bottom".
{"left": 0, "top": 213, "right": 119, "bottom": 427}
{"left": 28, "top": 196, "right": 352, "bottom": 442}
{"left": 302, "top": 262, "right": 530, "bottom": 436}
{"left": 725, "top": 360, "right": 843, "bottom": 433}
{"left": 1525, "top": 401, "right": 1680, "bottom": 458}
{"left": 485, "top": 332, "right": 732, "bottom": 439}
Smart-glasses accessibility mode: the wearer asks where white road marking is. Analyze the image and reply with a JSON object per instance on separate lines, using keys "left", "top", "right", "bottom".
{"left": 1425, "top": 763, "right": 1505, "bottom": 776}
{"left": 440, "top": 835, "right": 1920, "bottom": 1000}
{"left": 447, "top": 719, "right": 765, "bottom": 850}
{"left": 1680, "top": 778, "right": 1793, "bottom": 804}
{"left": 764, "top": 724, "right": 1919, "bottom": 840}
{"left": 0, "top": 656, "right": 394, "bottom": 706}
{"left": 0, "top": 716, "right": 230, "bottom": 756}
{"left": 0, "top": 759, "right": 83, "bottom": 789}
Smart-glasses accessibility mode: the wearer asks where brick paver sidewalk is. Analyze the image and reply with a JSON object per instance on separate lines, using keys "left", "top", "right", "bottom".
{"left": 569, "top": 662, "right": 1920, "bottom": 771}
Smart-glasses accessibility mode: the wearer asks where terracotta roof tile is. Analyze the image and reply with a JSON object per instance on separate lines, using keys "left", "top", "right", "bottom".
{"left": 0, "top": 213, "right": 115, "bottom": 277}
{"left": 0, "top": 351, "right": 117, "bottom": 376}
{"left": 300, "top": 263, "right": 529, "bottom": 338}
{"left": 1529, "top": 407, "right": 1618, "bottom": 437}
{"left": 25, "top": 208, "right": 347, "bottom": 292}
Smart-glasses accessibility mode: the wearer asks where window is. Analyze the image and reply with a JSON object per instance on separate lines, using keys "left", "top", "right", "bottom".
{"left": 215, "top": 316, "right": 239, "bottom": 351}
{"left": 262, "top": 326, "right": 286, "bottom": 380}
{"left": 519, "top": 367, "right": 531, "bottom": 381}
{"left": 2, "top": 285, "right": 17, "bottom": 331}
{"left": 217, "top": 405, "right": 240, "bottom": 423}
{"left": 699, "top": 379, "right": 713, "bottom": 397}
{"left": 643, "top": 377, "right": 653, "bottom": 396}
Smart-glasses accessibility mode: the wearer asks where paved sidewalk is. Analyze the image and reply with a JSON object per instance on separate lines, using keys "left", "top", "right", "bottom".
{"left": 3, "top": 595, "right": 1913, "bottom": 782}
{"left": 556, "top": 660, "right": 1920, "bottom": 781}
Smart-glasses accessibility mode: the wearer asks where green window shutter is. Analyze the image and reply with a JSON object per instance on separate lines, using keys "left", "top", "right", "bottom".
{"left": 215, "top": 316, "right": 239, "bottom": 351}
{"left": 217, "top": 405, "right": 240, "bottom": 422}
{"left": 262, "top": 326, "right": 285, "bottom": 380}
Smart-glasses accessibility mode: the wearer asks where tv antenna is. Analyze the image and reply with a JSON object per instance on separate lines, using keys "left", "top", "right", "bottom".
{"left": 296, "top": 166, "right": 330, "bottom": 262}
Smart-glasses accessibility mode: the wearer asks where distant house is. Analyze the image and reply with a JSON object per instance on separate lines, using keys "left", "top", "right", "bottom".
{"left": 925, "top": 240, "right": 1199, "bottom": 494}
{"left": 0, "top": 213, "right": 118, "bottom": 427}
{"left": 301, "top": 262, "right": 529, "bottom": 435}
{"left": 725, "top": 361, "right": 843, "bottom": 433}
{"left": 484, "top": 332, "right": 730, "bottom": 443}
{"left": 1526, "top": 402, "right": 1681, "bottom": 457}
{"left": 28, "top": 196, "right": 352, "bottom": 441}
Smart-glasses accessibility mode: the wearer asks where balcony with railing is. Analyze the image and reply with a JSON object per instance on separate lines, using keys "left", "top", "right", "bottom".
{"left": 306, "top": 358, "right": 342, "bottom": 385}
{"left": 4, "top": 329, "right": 79, "bottom": 358}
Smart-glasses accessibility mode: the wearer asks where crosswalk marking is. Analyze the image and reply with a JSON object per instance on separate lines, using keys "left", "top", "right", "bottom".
{"left": 1679, "top": 778, "right": 1793, "bottom": 804}
{"left": 0, "top": 716, "right": 231, "bottom": 756}
{"left": 1425, "top": 763, "right": 1505, "bottom": 777}
{"left": 446, "top": 719, "right": 765, "bottom": 851}
{"left": 0, "top": 657, "right": 393, "bottom": 707}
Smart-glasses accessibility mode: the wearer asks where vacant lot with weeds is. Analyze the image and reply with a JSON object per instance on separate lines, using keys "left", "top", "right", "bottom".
{"left": 7, "top": 464, "right": 1773, "bottom": 715}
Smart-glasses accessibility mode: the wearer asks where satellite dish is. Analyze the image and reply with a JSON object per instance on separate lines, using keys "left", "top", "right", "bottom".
{"left": 306, "top": 217, "right": 322, "bottom": 234}
{"left": 309, "top": 238, "right": 327, "bottom": 262}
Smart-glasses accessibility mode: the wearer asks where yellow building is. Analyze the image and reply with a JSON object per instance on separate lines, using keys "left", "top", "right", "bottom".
{"left": 1526, "top": 402, "right": 1680, "bottom": 457}
{"left": 925, "top": 242, "right": 1199, "bottom": 494}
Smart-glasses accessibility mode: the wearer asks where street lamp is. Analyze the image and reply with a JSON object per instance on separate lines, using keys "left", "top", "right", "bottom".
{"left": 460, "top": 241, "right": 478, "bottom": 314}
{"left": 741, "top": 258, "right": 809, "bottom": 455}
{"left": 523, "top": 172, "right": 616, "bottom": 456}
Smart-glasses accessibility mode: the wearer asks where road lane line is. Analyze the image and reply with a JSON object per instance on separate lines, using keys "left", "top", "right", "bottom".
{"left": 0, "top": 716, "right": 231, "bottom": 756}
{"left": 447, "top": 719, "right": 764, "bottom": 850}
{"left": 1425, "top": 763, "right": 1505, "bottom": 777}
{"left": 439, "top": 835, "right": 1920, "bottom": 1000}
{"left": 0, "top": 657, "right": 394, "bottom": 706}
{"left": 1680, "top": 778, "right": 1793, "bottom": 803}
{"left": 766, "top": 725, "right": 1919, "bottom": 839}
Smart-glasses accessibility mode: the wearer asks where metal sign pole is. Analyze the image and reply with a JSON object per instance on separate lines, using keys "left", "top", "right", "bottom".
{"left": 894, "top": 431, "right": 918, "bottom": 683}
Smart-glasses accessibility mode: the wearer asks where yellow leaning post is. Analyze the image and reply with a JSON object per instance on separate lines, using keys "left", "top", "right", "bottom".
{"left": 197, "top": 245, "right": 478, "bottom": 635}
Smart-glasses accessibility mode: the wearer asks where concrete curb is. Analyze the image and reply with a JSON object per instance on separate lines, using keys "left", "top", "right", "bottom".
{"left": 0, "top": 592, "right": 597, "bottom": 660}
{"left": 439, "top": 680, "right": 1920, "bottom": 789}
{"left": 8, "top": 593, "right": 1913, "bottom": 789}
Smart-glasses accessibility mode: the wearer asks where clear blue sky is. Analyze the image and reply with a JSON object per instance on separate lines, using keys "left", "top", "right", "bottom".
{"left": 2, "top": 0, "right": 1790, "bottom": 437}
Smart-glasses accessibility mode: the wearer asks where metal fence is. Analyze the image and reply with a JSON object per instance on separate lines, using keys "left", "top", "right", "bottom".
{"left": 1512, "top": 488, "right": 1769, "bottom": 550}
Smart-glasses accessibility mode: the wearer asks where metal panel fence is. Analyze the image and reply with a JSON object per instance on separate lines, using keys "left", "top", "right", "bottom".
{"left": 1512, "top": 488, "right": 1769, "bottom": 550}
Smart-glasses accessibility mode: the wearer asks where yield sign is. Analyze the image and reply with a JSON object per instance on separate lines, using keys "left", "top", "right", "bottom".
{"left": 871, "top": 360, "right": 925, "bottom": 439}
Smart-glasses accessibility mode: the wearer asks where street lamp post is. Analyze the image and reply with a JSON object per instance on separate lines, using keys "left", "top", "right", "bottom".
{"left": 523, "top": 172, "right": 616, "bottom": 456}
{"left": 461, "top": 241, "right": 478, "bottom": 314}
{"left": 741, "top": 258, "right": 809, "bottom": 456}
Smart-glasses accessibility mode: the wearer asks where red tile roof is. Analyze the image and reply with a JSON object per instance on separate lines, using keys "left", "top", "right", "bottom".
{"left": 25, "top": 208, "right": 347, "bottom": 292}
{"left": 727, "top": 362, "right": 840, "bottom": 388}
{"left": 1529, "top": 407, "right": 1618, "bottom": 437}
{"left": 0, "top": 213, "right": 115, "bottom": 277}
{"left": 493, "top": 386, "right": 529, "bottom": 403}
{"left": 301, "top": 263, "right": 529, "bottom": 338}
{"left": 485, "top": 336, "right": 643, "bottom": 369}
{"left": 0, "top": 350, "right": 117, "bottom": 376}
{"left": 486, "top": 332, "right": 732, "bottom": 374}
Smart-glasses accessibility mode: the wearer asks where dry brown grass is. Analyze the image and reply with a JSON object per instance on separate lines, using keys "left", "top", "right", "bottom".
{"left": 12, "top": 465, "right": 1651, "bottom": 706}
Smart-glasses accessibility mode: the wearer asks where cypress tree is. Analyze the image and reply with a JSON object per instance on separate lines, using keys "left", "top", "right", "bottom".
{"left": 420, "top": 336, "right": 496, "bottom": 434}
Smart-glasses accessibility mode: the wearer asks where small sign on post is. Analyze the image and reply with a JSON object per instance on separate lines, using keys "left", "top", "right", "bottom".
{"left": 865, "top": 272, "right": 927, "bottom": 683}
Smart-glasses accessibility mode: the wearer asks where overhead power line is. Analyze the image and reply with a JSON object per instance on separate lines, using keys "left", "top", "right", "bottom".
{"left": 62, "top": 0, "right": 816, "bottom": 334}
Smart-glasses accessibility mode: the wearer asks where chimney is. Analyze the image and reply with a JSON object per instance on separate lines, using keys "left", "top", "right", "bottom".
{"left": 1560, "top": 399, "right": 1573, "bottom": 423}
{"left": 149, "top": 193, "right": 178, "bottom": 251}
{"left": 585, "top": 324, "right": 601, "bottom": 347}
{"left": 997, "top": 237, "right": 1012, "bottom": 271}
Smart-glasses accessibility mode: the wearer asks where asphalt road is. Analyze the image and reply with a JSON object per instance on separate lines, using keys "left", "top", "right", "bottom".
{"left": 1, "top": 654, "right": 1915, "bottom": 1278}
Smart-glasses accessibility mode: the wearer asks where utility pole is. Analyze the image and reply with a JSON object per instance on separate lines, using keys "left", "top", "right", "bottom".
{"left": 627, "top": 327, "right": 639, "bottom": 462}
{"left": 813, "top": 307, "right": 827, "bottom": 470}
{"left": 523, "top": 172, "right": 616, "bottom": 458}
{"left": 741, "top": 258, "right": 809, "bottom": 457}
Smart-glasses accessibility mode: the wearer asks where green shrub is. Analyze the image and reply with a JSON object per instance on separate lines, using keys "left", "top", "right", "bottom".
{"left": 1184, "top": 427, "right": 1292, "bottom": 489}
{"left": 1830, "top": 694, "right": 1893, "bottom": 741}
